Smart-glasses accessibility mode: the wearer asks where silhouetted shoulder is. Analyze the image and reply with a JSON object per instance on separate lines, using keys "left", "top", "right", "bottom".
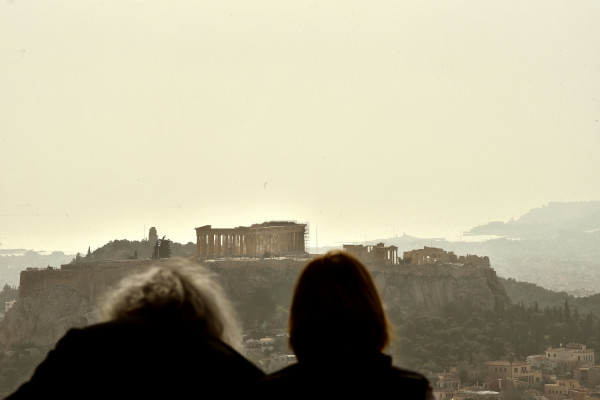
{"left": 256, "top": 354, "right": 432, "bottom": 399}
{"left": 6, "top": 317, "right": 264, "bottom": 400}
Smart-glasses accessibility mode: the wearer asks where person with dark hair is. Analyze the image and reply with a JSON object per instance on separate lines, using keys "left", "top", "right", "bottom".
{"left": 256, "top": 250, "right": 434, "bottom": 399}
{"left": 4, "top": 258, "right": 265, "bottom": 400}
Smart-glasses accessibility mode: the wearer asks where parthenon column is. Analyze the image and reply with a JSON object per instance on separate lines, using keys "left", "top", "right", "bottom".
{"left": 198, "top": 235, "right": 206, "bottom": 256}
{"left": 208, "top": 234, "right": 214, "bottom": 257}
{"left": 235, "top": 235, "right": 241, "bottom": 255}
{"left": 216, "top": 234, "right": 222, "bottom": 256}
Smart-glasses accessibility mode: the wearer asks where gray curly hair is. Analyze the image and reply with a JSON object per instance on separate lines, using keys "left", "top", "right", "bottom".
{"left": 96, "top": 258, "right": 243, "bottom": 351}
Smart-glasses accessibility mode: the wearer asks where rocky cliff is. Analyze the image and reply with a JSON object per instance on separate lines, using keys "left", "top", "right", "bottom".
{"left": 0, "top": 256, "right": 510, "bottom": 348}
{"left": 373, "top": 263, "right": 507, "bottom": 314}
{"left": 0, "top": 285, "right": 93, "bottom": 348}
{"left": 206, "top": 258, "right": 509, "bottom": 315}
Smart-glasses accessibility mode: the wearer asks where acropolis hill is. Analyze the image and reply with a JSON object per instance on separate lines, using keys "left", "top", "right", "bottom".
{"left": 2, "top": 221, "right": 509, "bottom": 348}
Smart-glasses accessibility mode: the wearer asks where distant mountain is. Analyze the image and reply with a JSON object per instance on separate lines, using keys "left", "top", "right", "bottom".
{"left": 0, "top": 251, "right": 74, "bottom": 288}
{"left": 464, "top": 201, "right": 600, "bottom": 239}
{"left": 367, "top": 201, "right": 600, "bottom": 296}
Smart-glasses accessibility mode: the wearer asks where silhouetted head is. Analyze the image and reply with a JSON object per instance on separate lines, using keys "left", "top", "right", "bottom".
{"left": 288, "top": 250, "right": 393, "bottom": 361}
{"left": 97, "top": 258, "right": 243, "bottom": 351}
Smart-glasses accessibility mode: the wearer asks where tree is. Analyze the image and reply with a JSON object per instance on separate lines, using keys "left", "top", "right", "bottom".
{"left": 152, "top": 240, "right": 160, "bottom": 259}
{"left": 151, "top": 236, "right": 172, "bottom": 259}
{"left": 71, "top": 252, "right": 83, "bottom": 263}
{"left": 0, "top": 284, "right": 18, "bottom": 304}
{"left": 160, "top": 238, "right": 171, "bottom": 258}
{"left": 458, "top": 368, "right": 470, "bottom": 385}
{"left": 85, "top": 246, "right": 91, "bottom": 259}
{"left": 564, "top": 299, "right": 571, "bottom": 321}
{"left": 128, "top": 249, "right": 138, "bottom": 260}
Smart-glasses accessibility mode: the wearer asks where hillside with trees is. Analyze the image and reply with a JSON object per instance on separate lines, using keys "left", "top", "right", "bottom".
{"left": 389, "top": 296, "right": 599, "bottom": 378}
{"left": 69, "top": 238, "right": 195, "bottom": 264}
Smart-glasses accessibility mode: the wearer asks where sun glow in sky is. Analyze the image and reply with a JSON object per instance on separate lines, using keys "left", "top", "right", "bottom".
{"left": 1, "top": 1, "right": 599, "bottom": 254}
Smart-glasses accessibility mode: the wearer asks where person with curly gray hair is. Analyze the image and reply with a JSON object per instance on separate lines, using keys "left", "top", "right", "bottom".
{"left": 5, "top": 258, "right": 265, "bottom": 400}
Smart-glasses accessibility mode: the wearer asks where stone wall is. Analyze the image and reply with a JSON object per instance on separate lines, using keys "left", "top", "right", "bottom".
{"left": 18, "top": 259, "right": 160, "bottom": 301}
{"left": 402, "top": 246, "right": 490, "bottom": 267}
{"left": 4, "top": 255, "right": 510, "bottom": 348}
{"left": 18, "top": 256, "right": 507, "bottom": 314}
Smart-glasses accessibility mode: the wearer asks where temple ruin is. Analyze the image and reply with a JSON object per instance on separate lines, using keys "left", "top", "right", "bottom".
{"left": 343, "top": 243, "right": 399, "bottom": 265}
{"left": 402, "top": 246, "right": 490, "bottom": 267}
{"left": 195, "top": 221, "right": 308, "bottom": 259}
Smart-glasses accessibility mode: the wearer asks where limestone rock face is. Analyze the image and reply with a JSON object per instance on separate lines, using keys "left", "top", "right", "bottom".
{"left": 205, "top": 259, "right": 511, "bottom": 322}
{"left": 0, "top": 285, "right": 93, "bottom": 348}
{"left": 0, "top": 258, "right": 509, "bottom": 349}
{"left": 204, "top": 258, "right": 305, "bottom": 303}
{"left": 371, "top": 263, "right": 509, "bottom": 313}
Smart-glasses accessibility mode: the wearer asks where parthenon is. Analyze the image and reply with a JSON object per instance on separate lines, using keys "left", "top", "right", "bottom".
{"left": 195, "top": 221, "right": 308, "bottom": 259}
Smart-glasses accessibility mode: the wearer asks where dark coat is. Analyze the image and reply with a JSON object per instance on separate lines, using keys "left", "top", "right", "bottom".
{"left": 255, "top": 352, "right": 434, "bottom": 399}
{"left": 4, "top": 316, "right": 265, "bottom": 400}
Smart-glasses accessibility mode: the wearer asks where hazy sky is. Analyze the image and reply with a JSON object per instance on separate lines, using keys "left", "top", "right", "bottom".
{"left": 1, "top": 1, "right": 599, "bottom": 254}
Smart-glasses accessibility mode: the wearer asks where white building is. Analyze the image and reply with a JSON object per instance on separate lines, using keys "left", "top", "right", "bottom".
{"left": 544, "top": 343, "right": 595, "bottom": 373}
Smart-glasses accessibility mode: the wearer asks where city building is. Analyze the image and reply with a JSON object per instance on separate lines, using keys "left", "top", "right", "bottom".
{"left": 544, "top": 379, "right": 580, "bottom": 400}
{"left": 482, "top": 360, "right": 542, "bottom": 388}
{"left": 574, "top": 366, "right": 600, "bottom": 388}
{"left": 545, "top": 343, "right": 595, "bottom": 373}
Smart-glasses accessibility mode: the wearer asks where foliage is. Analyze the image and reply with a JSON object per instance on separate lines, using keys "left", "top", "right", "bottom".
{"left": 501, "top": 277, "right": 600, "bottom": 317}
{"left": 68, "top": 239, "right": 195, "bottom": 263}
{"left": 242, "top": 287, "right": 278, "bottom": 329}
{"left": 151, "top": 236, "right": 172, "bottom": 259}
{"left": 0, "top": 348, "right": 47, "bottom": 398}
{"left": 0, "top": 284, "right": 18, "bottom": 305}
{"left": 388, "top": 297, "right": 600, "bottom": 379}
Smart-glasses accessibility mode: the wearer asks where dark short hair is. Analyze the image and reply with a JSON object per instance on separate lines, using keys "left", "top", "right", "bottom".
{"left": 288, "top": 250, "right": 392, "bottom": 360}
